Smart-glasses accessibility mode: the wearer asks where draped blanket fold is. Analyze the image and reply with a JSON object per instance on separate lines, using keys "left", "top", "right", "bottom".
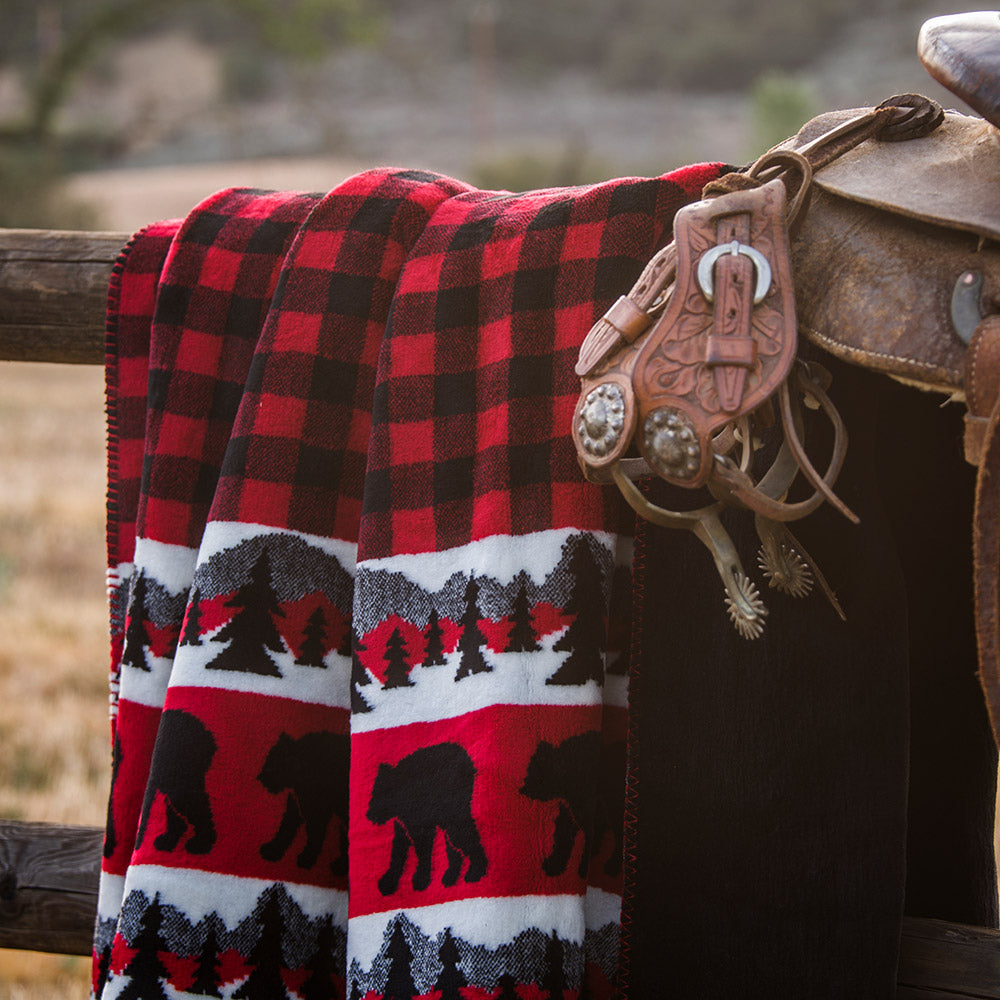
{"left": 95, "top": 164, "right": 723, "bottom": 1000}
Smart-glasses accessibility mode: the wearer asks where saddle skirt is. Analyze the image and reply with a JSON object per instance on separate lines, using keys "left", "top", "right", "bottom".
{"left": 788, "top": 110, "right": 1000, "bottom": 396}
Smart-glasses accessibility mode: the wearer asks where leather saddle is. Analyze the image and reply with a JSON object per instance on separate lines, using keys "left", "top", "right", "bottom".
{"left": 572, "top": 13, "right": 1000, "bottom": 737}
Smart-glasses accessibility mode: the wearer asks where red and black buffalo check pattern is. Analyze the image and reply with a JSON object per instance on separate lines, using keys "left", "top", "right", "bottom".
{"left": 105, "top": 218, "right": 179, "bottom": 601}
{"left": 98, "top": 161, "right": 726, "bottom": 1000}
{"left": 209, "top": 170, "right": 472, "bottom": 541}
{"left": 133, "top": 188, "right": 326, "bottom": 551}
{"left": 361, "top": 177, "right": 700, "bottom": 557}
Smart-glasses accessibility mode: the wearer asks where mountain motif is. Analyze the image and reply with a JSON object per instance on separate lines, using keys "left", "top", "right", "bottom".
{"left": 173, "top": 536, "right": 355, "bottom": 666}
{"left": 114, "top": 534, "right": 357, "bottom": 665}
{"left": 118, "top": 570, "right": 190, "bottom": 665}
{"left": 353, "top": 532, "right": 615, "bottom": 636}
{"left": 111, "top": 885, "right": 346, "bottom": 993}
{"left": 347, "top": 534, "right": 618, "bottom": 698}
{"left": 192, "top": 534, "right": 354, "bottom": 610}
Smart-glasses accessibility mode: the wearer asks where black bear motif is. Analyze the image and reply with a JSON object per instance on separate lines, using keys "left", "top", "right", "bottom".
{"left": 103, "top": 733, "right": 123, "bottom": 859}
{"left": 597, "top": 739, "right": 626, "bottom": 878}
{"left": 135, "top": 709, "right": 217, "bottom": 854}
{"left": 520, "top": 730, "right": 624, "bottom": 878}
{"left": 367, "top": 742, "right": 488, "bottom": 895}
{"left": 257, "top": 730, "right": 350, "bottom": 874}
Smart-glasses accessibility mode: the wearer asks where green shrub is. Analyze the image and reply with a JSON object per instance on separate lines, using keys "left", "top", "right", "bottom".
{"left": 749, "top": 70, "right": 817, "bottom": 154}
{"left": 471, "top": 142, "right": 615, "bottom": 192}
{"left": 0, "top": 139, "right": 98, "bottom": 229}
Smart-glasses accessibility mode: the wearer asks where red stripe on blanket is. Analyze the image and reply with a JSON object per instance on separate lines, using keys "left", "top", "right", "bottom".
{"left": 349, "top": 703, "right": 628, "bottom": 917}
{"left": 123, "top": 687, "right": 349, "bottom": 887}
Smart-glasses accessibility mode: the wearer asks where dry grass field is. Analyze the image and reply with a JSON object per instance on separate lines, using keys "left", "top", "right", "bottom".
{"left": 0, "top": 362, "right": 109, "bottom": 996}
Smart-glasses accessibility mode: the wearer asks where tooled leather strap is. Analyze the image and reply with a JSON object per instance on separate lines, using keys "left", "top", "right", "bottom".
{"left": 575, "top": 245, "right": 676, "bottom": 378}
{"left": 966, "top": 315, "right": 1000, "bottom": 748}
{"left": 575, "top": 100, "right": 931, "bottom": 385}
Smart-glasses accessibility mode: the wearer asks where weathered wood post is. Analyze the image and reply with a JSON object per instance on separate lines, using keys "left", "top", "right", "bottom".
{"left": 0, "top": 229, "right": 126, "bottom": 363}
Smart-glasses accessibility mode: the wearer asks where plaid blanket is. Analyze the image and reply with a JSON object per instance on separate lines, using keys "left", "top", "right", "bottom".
{"left": 95, "top": 163, "right": 724, "bottom": 1000}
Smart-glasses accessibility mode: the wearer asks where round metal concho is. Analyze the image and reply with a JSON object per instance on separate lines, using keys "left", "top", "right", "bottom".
{"left": 578, "top": 383, "right": 626, "bottom": 459}
{"left": 643, "top": 407, "right": 701, "bottom": 480}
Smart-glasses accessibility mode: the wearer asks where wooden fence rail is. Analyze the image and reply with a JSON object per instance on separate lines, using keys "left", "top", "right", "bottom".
{"left": 0, "top": 229, "right": 126, "bottom": 364}
{"left": 0, "top": 821, "right": 103, "bottom": 955}
{"left": 1, "top": 226, "right": 999, "bottom": 995}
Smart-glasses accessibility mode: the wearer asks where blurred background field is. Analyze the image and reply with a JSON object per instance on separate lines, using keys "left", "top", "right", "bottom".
{"left": 0, "top": 363, "right": 108, "bottom": 997}
{"left": 0, "top": 0, "right": 975, "bottom": 995}
{"left": 0, "top": 0, "right": 964, "bottom": 232}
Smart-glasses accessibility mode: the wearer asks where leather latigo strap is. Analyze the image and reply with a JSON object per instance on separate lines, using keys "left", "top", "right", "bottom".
{"left": 966, "top": 316, "right": 1000, "bottom": 744}
{"left": 965, "top": 315, "right": 1000, "bottom": 466}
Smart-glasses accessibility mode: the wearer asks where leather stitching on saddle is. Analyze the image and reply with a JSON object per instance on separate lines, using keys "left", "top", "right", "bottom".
{"left": 803, "top": 325, "right": 963, "bottom": 385}
{"left": 968, "top": 326, "right": 988, "bottom": 414}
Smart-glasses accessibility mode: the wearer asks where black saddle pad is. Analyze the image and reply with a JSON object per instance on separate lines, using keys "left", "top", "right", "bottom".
{"left": 622, "top": 359, "right": 997, "bottom": 998}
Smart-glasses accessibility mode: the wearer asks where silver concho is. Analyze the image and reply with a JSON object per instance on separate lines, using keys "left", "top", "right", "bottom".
{"left": 643, "top": 407, "right": 701, "bottom": 480}
{"left": 578, "top": 383, "right": 626, "bottom": 458}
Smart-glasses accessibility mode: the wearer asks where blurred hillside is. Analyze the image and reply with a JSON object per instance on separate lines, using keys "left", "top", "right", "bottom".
{"left": 0, "top": 0, "right": 971, "bottom": 225}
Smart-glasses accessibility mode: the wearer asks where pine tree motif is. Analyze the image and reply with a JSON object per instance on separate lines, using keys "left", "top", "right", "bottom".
{"left": 299, "top": 916, "right": 340, "bottom": 1000}
{"left": 382, "top": 627, "right": 414, "bottom": 689}
{"left": 424, "top": 607, "right": 447, "bottom": 666}
{"left": 540, "top": 930, "right": 567, "bottom": 1000}
{"left": 351, "top": 627, "right": 373, "bottom": 714}
{"left": 180, "top": 587, "right": 203, "bottom": 647}
{"left": 94, "top": 942, "right": 113, "bottom": 999}
{"left": 190, "top": 922, "right": 224, "bottom": 998}
{"left": 232, "top": 886, "right": 289, "bottom": 999}
{"left": 206, "top": 549, "right": 286, "bottom": 676}
{"left": 548, "top": 536, "right": 606, "bottom": 686}
{"left": 455, "top": 577, "right": 491, "bottom": 680}
{"left": 296, "top": 606, "right": 330, "bottom": 668}
{"left": 382, "top": 922, "right": 417, "bottom": 1000}
{"left": 117, "top": 893, "right": 170, "bottom": 1000}
{"left": 434, "top": 927, "right": 467, "bottom": 1000}
{"left": 496, "top": 972, "right": 520, "bottom": 1000}
{"left": 337, "top": 615, "right": 353, "bottom": 656}
{"left": 606, "top": 566, "right": 632, "bottom": 676}
{"left": 505, "top": 573, "right": 540, "bottom": 653}
{"left": 121, "top": 571, "right": 152, "bottom": 671}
